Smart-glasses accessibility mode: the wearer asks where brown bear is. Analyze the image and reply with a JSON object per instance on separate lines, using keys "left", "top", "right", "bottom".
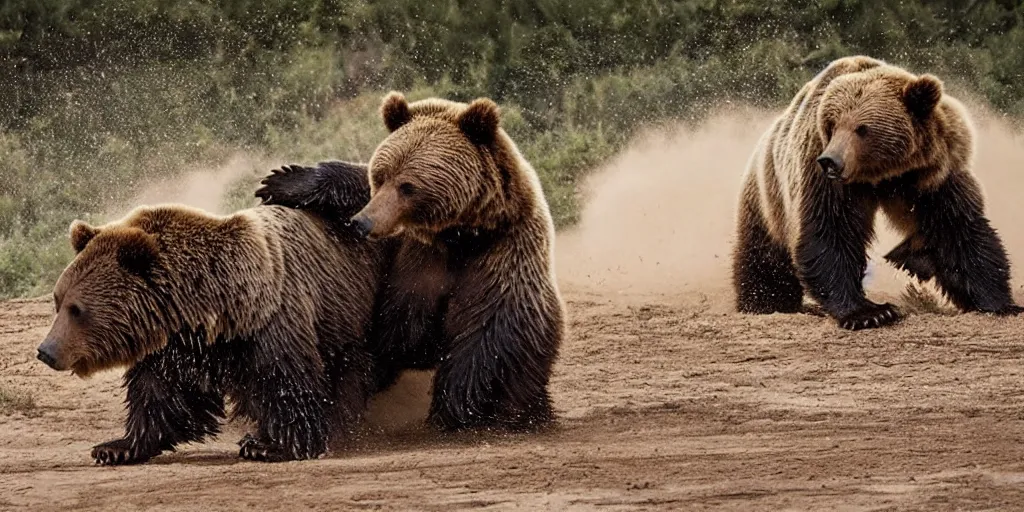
{"left": 36, "top": 203, "right": 381, "bottom": 464}
{"left": 256, "top": 92, "right": 565, "bottom": 432}
{"left": 733, "top": 55, "right": 1023, "bottom": 330}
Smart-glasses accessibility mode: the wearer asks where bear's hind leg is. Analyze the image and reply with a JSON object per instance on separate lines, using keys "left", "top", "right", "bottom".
{"left": 733, "top": 200, "right": 803, "bottom": 314}
{"left": 322, "top": 341, "right": 375, "bottom": 439}
{"left": 235, "top": 377, "right": 330, "bottom": 462}
{"left": 914, "top": 174, "right": 1023, "bottom": 315}
{"left": 232, "top": 327, "right": 331, "bottom": 462}
{"left": 884, "top": 235, "right": 937, "bottom": 282}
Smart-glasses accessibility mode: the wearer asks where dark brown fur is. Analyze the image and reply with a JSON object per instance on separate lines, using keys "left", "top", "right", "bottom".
{"left": 37, "top": 204, "right": 381, "bottom": 464}
{"left": 733, "top": 55, "right": 1022, "bottom": 330}
{"left": 257, "top": 92, "right": 565, "bottom": 431}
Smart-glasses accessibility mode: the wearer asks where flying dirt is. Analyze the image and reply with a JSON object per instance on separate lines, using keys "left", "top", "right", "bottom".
{"left": 2, "top": 105, "right": 1024, "bottom": 510}
{"left": 558, "top": 104, "right": 1024, "bottom": 306}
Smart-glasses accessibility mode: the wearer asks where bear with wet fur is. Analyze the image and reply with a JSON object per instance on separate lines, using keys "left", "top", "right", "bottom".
{"left": 36, "top": 204, "right": 380, "bottom": 464}
{"left": 257, "top": 92, "right": 565, "bottom": 432}
{"left": 733, "top": 55, "right": 1022, "bottom": 330}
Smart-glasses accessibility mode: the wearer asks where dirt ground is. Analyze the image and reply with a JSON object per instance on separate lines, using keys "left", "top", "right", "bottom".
{"left": 3, "top": 283, "right": 1024, "bottom": 511}
{"left": 4, "top": 109, "right": 1024, "bottom": 511}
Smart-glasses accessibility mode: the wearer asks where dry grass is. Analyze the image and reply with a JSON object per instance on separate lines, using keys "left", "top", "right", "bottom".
{"left": 0, "top": 384, "right": 37, "bottom": 416}
{"left": 900, "top": 281, "right": 957, "bottom": 316}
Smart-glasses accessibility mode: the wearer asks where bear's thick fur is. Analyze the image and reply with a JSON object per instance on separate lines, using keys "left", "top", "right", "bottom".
{"left": 256, "top": 92, "right": 565, "bottom": 431}
{"left": 733, "top": 55, "right": 1022, "bottom": 330}
{"left": 36, "top": 204, "right": 381, "bottom": 464}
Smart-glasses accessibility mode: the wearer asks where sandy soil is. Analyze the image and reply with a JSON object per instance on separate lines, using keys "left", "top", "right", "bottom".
{"left": 3, "top": 286, "right": 1024, "bottom": 511}
{"left": 3, "top": 109, "right": 1024, "bottom": 511}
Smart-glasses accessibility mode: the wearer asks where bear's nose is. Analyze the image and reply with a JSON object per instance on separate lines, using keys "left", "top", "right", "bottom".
{"left": 817, "top": 155, "right": 844, "bottom": 179}
{"left": 349, "top": 215, "right": 374, "bottom": 239}
{"left": 37, "top": 344, "right": 59, "bottom": 370}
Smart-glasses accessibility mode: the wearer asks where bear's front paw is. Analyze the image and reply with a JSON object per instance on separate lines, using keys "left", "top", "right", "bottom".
{"left": 838, "top": 303, "right": 903, "bottom": 331}
{"left": 255, "top": 165, "right": 314, "bottom": 206}
{"left": 238, "top": 434, "right": 293, "bottom": 463}
{"left": 91, "top": 438, "right": 155, "bottom": 466}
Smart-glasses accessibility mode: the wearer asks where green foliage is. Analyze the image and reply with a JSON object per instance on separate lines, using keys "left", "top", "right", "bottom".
{"left": 1, "top": 0, "right": 1024, "bottom": 298}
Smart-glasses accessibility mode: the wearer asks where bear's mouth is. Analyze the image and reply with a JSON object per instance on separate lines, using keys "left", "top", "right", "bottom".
{"left": 71, "top": 358, "right": 97, "bottom": 378}
{"left": 36, "top": 337, "right": 71, "bottom": 371}
{"left": 368, "top": 224, "right": 409, "bottom": 241}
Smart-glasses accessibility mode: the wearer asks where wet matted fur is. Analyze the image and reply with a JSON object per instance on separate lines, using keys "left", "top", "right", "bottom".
{"left": 37, "top": 204, "right": 381, "bottom": 464}
{"left": 257, "top": 92, "right": 565, "bottom": 432}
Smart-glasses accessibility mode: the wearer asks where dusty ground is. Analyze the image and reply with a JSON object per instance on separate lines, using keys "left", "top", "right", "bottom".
{"left": 4, "top": 109, "right": 1024, "bottom": 510}
{"left": 3, "top": 284, "right": 1024, "bottom": 511}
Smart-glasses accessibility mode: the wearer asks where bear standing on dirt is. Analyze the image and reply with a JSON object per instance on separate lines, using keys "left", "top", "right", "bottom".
{"left": 733, "top": 55, "right": 1022, "bottom": 330}
{"left": 36, "top": 203, "right": 380, "bottom": 464}
{"left": 257, "top": 92, "right": 565, "bottom": 432}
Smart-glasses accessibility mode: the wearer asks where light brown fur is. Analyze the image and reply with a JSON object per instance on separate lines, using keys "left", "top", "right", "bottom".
{"left": 733, "top": 55, "right": 1020, "bottom": 329}
{"left": 365, "top": 94, "right": 540, "bottom": 242}
{"left": 743, "top": 56, "right": 973, "bottom": 253}
{"left": 358, "top": 91, "right": 565, "bottom": 431}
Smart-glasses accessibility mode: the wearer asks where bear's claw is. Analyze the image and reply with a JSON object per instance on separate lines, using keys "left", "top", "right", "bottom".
{"left": 238, "top": 433, "right": 291, "bottom": 463}
{"left": 838, "top": 302, "right": 903, "bottom": 331}
{"left": 255, "top": 164, "right": 312, "bottom": 207}
{"left": 91, "top": 438, "right": 153, "bottom": 466}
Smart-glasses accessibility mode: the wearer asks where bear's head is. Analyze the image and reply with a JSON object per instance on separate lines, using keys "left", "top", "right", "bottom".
{"left": 37, "top": 220, "right": 164, "bottom": 377}
{"left": 816, "top": 66, "right": 950, "bottom": 185}
{"left": 351, "top": 92, "right": 519, "bottom": 241}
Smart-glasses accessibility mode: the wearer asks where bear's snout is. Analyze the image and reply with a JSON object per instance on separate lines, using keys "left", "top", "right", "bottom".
{"left": 36, "top": 338, "right": 65, "bottom": 371}
{"left": 349, "top": 215, "right": 374, "bottom": 239}
{"left": 817, "top": 154, "right": 844, "bottom": 180}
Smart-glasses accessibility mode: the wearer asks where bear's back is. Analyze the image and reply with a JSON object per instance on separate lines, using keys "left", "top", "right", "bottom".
{"left": 246, "top": 206, "right": 381, "bottom": 327}
{"left": 120, "top": 204, "right": 381, "bottom": 341}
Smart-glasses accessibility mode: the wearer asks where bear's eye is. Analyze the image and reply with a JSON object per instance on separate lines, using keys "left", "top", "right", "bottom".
{"left": 855, "top": 124, "right": 869, "bottom": 137}
{"left": 398, "top": 182, "right": 417, "bottom": 196}
{"left": 68, "top": 304, "right": 82, "bottom": 319}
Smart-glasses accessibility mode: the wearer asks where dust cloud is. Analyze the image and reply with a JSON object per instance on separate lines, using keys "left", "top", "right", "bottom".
{"left": 555, "top": 105, "right": 1024, "bottom": 305}
{"left": 116, "top": 152, "right": 268, "bottom": 216}
{"left": 967, "top": 109, "right": 1024, "bottom": 289}
{"left": 555, "top": 108, "right": 772, "bottom": 303}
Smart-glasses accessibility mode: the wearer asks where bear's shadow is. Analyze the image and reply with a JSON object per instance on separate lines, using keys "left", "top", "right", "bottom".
{"left": 130, "top": 424, "right": 564, "bottom": 466}
{"left": 148, "top": 450, "right": 243, "bottom": 467}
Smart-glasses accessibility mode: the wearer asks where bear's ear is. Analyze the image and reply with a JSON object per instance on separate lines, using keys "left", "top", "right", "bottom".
{"left": 457, "top": 98, "right": 500, "bottom": 146}
{"left": 69, "top": 220, "right": 99, "bottom": 253}
{"left": 381, "top": 91, "right": 412, "bottom": 132}
{"left": 904, "top": 74, "right": 943, "bottom": 120}
{"left": 115, "top": 229, "right": 159, "bottom": 277}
